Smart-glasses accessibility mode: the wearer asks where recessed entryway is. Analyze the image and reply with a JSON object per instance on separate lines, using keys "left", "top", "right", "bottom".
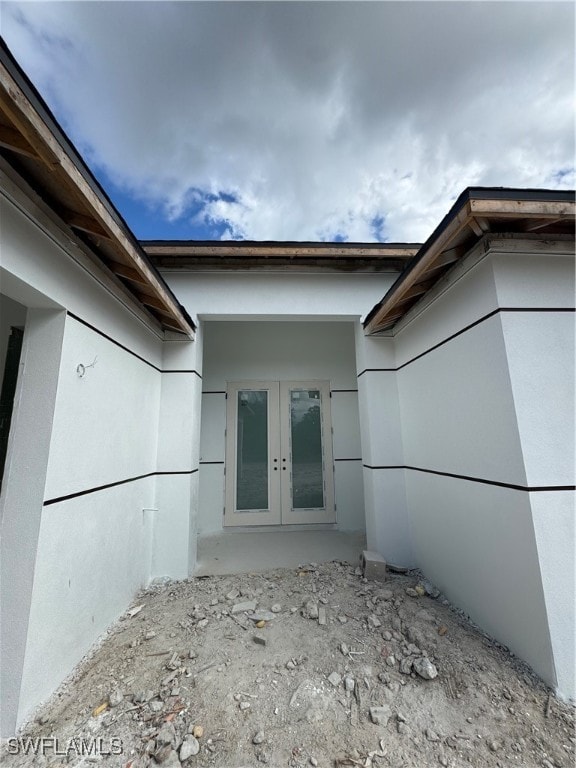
{"left": 224, "top": 380, "right": 335, "bottom": 526}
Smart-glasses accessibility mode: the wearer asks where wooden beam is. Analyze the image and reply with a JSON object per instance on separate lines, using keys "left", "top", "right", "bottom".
{"left": 0, "top": 124, "right": 38, "bottom": 159}
{"left": 63, "top": 210, "right": 111, "bottom": 239}
{"left": 470, "top": 198, "right": 575, "bottom": 218}
{"left": 138, "top": 294, "right": 171, "bottom": 313}
{"left": 0, "top": 88, "right": 59, "bottom": 169}
{"left": 110, "top": 262, "right": 149, "bottom": 286}
{"left": 522, "top": 217, "right": 565, "bottom": 232}
{"left": 468, "top": 217, "right": 484, "bottom": 237}
{"left": 144, "top": 244, "right": 420, "bottom": 260}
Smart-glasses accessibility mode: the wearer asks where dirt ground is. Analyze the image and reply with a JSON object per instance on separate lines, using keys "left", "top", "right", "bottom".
{"left": 2, "top": 560, "right": 574, "bottom": 768}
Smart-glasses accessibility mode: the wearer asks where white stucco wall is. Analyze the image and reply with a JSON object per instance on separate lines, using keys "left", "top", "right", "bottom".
{"left": 0, "top": 191, "right": 199, "bottom": 732}
{"left": 387, "top": 243, "right": 575, "bottom": 699}
{"left": 197, "top": 320, "right": 365, "bottom": 533}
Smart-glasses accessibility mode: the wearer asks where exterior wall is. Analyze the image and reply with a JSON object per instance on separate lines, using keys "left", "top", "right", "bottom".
{"left": 0, "top": 192, "right": 198, "bottom": 732}
{"left": 391, "top": 244, "right": 574, "bottom": 699}
{"left": 198, "top": 320, "right": 365, "bottom": 533}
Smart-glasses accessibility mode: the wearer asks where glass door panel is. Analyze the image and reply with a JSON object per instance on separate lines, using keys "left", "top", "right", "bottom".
{"left": 236, "top": 390, "right": 269, "bottom": 510}
{"left": 224, "top": 382, "right": 280, "bottom": 526}
{"left": 290, "top": 389, "right": 324, "bottom": 509}
{"left": 281, "top": 381, "right": 335, "bottom": 525}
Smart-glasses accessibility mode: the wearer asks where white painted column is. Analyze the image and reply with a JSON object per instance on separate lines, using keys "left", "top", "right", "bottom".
{"left": 153, "top": 328, "right": 203, "bottom": 579}
{"left": 354, "top": 323, "right": 414, "bottom": 566}
{"left": 0, "top": 308, "right": 66, "bottom": 737}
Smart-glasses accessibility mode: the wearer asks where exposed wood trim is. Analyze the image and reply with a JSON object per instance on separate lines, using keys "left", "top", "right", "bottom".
{"left": 469, "top": 198, "right": 575, "bottom": 217}
{"left": 63, "top": 210, "right": 111, "bottom": 239}
{"left": 396, "top": 277, "right": 437, "bottom": 304}
{"left": 468, "top": 217, "right": 484, "bottom": 237}
{"left": 0, "top": 88, "right": 59, "bottom": 169}
{"left": 522, "top": 217, "right": 565, "bottom": 232}
{"left": 364, "top": 201, "right": 474, "bottom": 334}
{"left": 0, "top": 123, "right": 38, "bottom": 159}
{"left": 111, "top": 261, "right": 149, "bottom": 286}
{"left": 138, "top": 294, "right": 170, "bottom": 312}
{"left": 144, "top": 243, "right": 419, "bottom": 259}
{"left": 0, "top": 58, "right": 195, "bottom": 337}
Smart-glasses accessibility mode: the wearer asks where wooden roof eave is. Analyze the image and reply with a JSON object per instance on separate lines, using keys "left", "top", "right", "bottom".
{"left": 0, "top": 50, "right": 194, "bottom": 338}
{"left": 364, "top": 193, "right": 575, "bottom": 335}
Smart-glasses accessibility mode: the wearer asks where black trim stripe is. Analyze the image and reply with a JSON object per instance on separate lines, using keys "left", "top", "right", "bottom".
{"left": 199, "top": 461, "right": 225, "bottom": 465}
{"left": 362, "top": 464, "right": 575, "bottom": 493}
{"left": 335, "top": 458, "right": 363, "bottom": 462}
{"left": 202, "top": 390, "right": 227, "bottom": 395}
{"left": 358, "top": 307, "right": 575, "bottom": 377}
{"left": 43, "top": 469, "right": 198, "bottom": 506}
{"left": 331, "top": 389, "right": 359, "bottom": 393}
{"left": 67, "top": 313, "right": 201, "bottom": 377}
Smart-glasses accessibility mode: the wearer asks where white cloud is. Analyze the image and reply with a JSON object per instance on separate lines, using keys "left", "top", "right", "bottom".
{"left": 2, "top": 1, "right": 574, "bottom": 242}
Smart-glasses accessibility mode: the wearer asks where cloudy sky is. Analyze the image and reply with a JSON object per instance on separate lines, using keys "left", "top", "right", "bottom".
{"left": 2, "top": 1, "right": 574, "bottom": 242}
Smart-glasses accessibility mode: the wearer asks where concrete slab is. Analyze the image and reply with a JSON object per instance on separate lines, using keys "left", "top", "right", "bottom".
{"left": 194, "top": 530, "right": 366, "bottom": 576}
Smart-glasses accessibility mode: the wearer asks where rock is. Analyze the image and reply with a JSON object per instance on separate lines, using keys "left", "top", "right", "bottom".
{"left": 439, "top": 756, "right": 448, "bottom": 766}
{"left": 310, "top": 759, "right": 318, "bottom": 767}
{"left": 163, "top": 750, "right": 183, "bottom": 767}
{"left": 150, "top": 700, "right": 164, "bottom": 712}
{"left": 226, "top": 588, "right": 240, "bottom": 601}
{"left": 127, "top": 604, "right": 145, "bottom": 618}
{"left": 154, "top": 745, "right": 174, "bottom": 764}
{"left": 302, "top": 600, "right": 319, "bottom": 619}
{"left": 368, "top": 614, "right": 382, "bottom": 628}
{"left": 255, "top": 620, "right": 266, "bottom": 629}
{"left": 239, "top": 701, "right": 251, "bottom": 711}
{"left": 488, "top": 740, "right": 501, "bottom": 752}
{"left": 328, "top": 671, "right": 342, "bottom": 687}
{"left": 382, "top": 631, "right": 392, "bottom": 641}
{"left": 156, "top": 722, "right": 177, "bottom": 748}
{"left": 369, "top": 705, "right": 392, "bottom": 726}
{"left": 405, "top": 588, "right": 419, "bottom": 598}
{"left": 197, "top": 618, "right": 209, "bottom": 628}
{"left": 179, "top": 736, "right": 200, "bottom": 760}
{"left": 188, "top": 649, "right": 197, "bottom": 659}
{"left": 271, "top": 604, "right": 282, "bottom": 613}
{"left": 108, "top": 689, "right": 124, "bottom": 707}
{"left": 318, "top": 607, "right": 327, "bottom": 625}
{"left": 338, "top": 615, "right": 348, "bottom": 623}
{"left": 413, "top": 657, "right": 438, "bottom": 680}
{"left": 398, "top": 721, "right": 409, "bottom": 735}
{"left": 249, "top": 611, "right": 276, "bottom": 622}
{"left": 252, "top": 731, "right": 265, "bottom": 745}
{"left": 414, "top": 584, "right": 426, "bottom": 596}
{"left": 232, "top": 600, "right": 257, "bottom": 614}
{"left": 253, "top": 635, "right": 267, "bottom": 646}
{"left": 144, "top": 630, "right": 157, "bottom": 640}
{"left": 385, "top": 655, "right": 396, "bottom": 667}
{"left": 397, "top": 712, "right": 407, "bottom": 723}
{"left": 438, "top": 625, "right": 448, "bottom": 636}
{"left": 344, "top": 676, "right": 355, "bottom": 692}
{"left": 286, "top": 660, "right": 296, "bottom": 670}
{"left": 423, "top": 580, "right": 441, "bottom": 598}
{"left": 399, "top": 658, "right": 413, "bottom": 675}
{"left": 191, "top": 725, "right": 204, "bottom": 738}
{"left": 340, "top": 643, "right": 350, "bottom": 656}
{"left": 133, "top": 689, "right": 155, "bottom": 703}
{"left": 161, "top": 671, "right": 179, "bottom": 687}
{"left": 426, "top": 728, "right": 440, "bottom": 741}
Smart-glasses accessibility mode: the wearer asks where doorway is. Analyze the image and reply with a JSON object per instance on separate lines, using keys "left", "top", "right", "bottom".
{"left": 224, "top": 381, "right": 335, "bottom": 526}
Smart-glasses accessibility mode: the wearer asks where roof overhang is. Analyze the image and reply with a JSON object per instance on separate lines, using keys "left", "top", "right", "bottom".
{"left": 0, "top": 40, "right": 195, "bottom": 338}
{"left": 364, "top": 187, "right": 575, "bottom": 335}
{"left": 143, "top": 241, "right": 419, "bottom": 271}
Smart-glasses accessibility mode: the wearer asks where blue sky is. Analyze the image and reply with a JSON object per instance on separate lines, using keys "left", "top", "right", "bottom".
{"left": 2, "top": 2, "right": 574, "bottom": 243}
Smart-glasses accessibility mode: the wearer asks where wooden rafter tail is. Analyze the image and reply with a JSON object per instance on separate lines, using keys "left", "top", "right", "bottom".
{"left": 0, "top": 123, "right": 39, "bottom": 159}
{"left": 63, "top": 210, "right": 112, "bottom": 240}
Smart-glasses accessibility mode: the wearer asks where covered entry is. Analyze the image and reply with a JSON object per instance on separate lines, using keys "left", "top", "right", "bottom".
{"left": 198, "top": 320, "right": 365, "bottom": 535}
{"left": 224, "top": 380, "right": 335, "bottom": 526}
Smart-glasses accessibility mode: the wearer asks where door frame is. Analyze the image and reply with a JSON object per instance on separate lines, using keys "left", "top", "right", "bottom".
{"left": 223, "top": 380, "right": 335, "bottom": 527}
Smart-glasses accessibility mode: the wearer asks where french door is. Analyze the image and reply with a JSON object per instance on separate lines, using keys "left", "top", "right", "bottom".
{"left": 224, "top": 381, "right": 335, "bottom": 526}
